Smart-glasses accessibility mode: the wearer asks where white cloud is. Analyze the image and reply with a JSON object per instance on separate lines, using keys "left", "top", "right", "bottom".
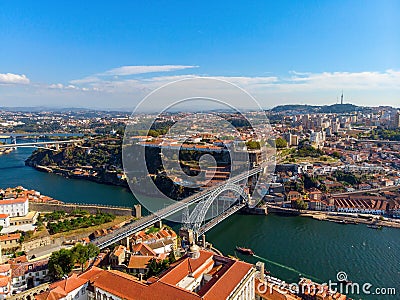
{"left": 2, "top": 68, "right": 400, "bottom": 109}
{"left": 71, "top": 65, "right": 198, "bottom": 84}
{"left": 286, "top": 70, "right": 400, "bottom": 90}
{"left": 0, "top": 73, "right": 30, "bottom": 84}
{"left": 48, "top": 83, "right": 84, "bottom": 90}
{"left": 100, "top": 65, "right": 198, "bottom": 76}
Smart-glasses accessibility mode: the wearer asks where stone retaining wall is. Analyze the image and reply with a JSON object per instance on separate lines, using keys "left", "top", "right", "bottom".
{"left": 29, "top": 202, "right": 140, "bottom": 217}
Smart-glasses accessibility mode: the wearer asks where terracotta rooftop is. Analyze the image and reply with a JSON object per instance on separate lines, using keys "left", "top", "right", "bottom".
{"left": 111, "top": 245, "right": 125, "bottom": 257}
{"left": 50, "top": 273, "right": 87, "bottom": 294}
{"left": 132, "top": 243, "right": 157, "bottom": 256}
{"left": 0, "top": 276, "right": 10, "bottom": 288}
{"left": 35, "top": 286, "right": 68, "bottom": 300}
{"left": 159, "top": 250, "right": 213, "bottom": 285}
{"left": 0, "top": 264, "right": 11, "bottom": 273}
{"left": 91, "top": 269, "right": 201, "bottom": 300}
{"left": 0, "top": 198, "right": 28, "bottom": 205}
{"left": 127, "top": 255, "right": 154, "bottom": 269}
{"left": 198, "top": 258, "right": 254, "bottom": 299}
{"left": 0, "top": 233, "right": 21, "bottom": 242}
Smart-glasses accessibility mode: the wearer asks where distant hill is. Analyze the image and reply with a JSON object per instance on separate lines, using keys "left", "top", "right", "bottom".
{"left": 271, "top": 103, "right": 361, "bottom": 114}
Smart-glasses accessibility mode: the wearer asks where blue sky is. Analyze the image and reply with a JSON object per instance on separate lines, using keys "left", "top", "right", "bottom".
{"left": 0, "top": 1, "right": 399, "bottom": 109}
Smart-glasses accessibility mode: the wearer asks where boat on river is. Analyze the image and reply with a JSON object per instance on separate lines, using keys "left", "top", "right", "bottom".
{"left": 235, "top": 246, "right": 255, "bottom": 256}
{"left": 367, "top": 224, "right": 382, "bottom": 230}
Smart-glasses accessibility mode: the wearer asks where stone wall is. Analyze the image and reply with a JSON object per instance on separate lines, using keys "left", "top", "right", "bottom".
{"left": 29, "top": 202, "right": 140, "bottom": 217}
{"left": 8, "top": 283, "right": 49, "bottom": 300}
{"left": 21, "top": 236, "right": 52, "bottom": 252}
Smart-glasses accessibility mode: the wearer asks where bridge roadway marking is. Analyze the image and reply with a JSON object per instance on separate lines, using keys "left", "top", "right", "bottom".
{"left": 92, "top": 164, "right": 266, "bottom": 249}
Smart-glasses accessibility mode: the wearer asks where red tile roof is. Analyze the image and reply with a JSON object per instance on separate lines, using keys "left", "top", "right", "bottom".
{"left": 50, "top": 273, "right": 87, "bottom": 294}
{"left": 127, "top": 256, "right": 154, "bottom": 269}
{"left": 199, "top": 259, "right": 254, "bottom": 299}
{"left": 0, "top": 198, "right": 28, "bottom": 205}
{"left": 0, "top": 264, "right": 11, "bottom": 273}
{"left": 0, "top": 233, "right": 21, "bottom": 242}
{"left": 0, "top": 276, "right": 10, "bottom": 288}
{"left": 35, "top": 286, "right": 67, "bottom": 300}
{"left": 132, "top": 243, "right": 157, "bottom": 256}
{"left": 159, "top": 250, "right": 213, "bottom": 285}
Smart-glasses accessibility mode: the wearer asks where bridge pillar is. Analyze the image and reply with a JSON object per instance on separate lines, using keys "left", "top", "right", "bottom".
{"left": 201, "top": 234, "right": 206, "bottom": 248}
{"left": 179, "top": 228, "right": 194, "bottom": 249}
{"left": 133, "top": 204, "right": 142, "bottom": 218}
{"left": 154, "top": 220, "right": 162, "bottom": 228}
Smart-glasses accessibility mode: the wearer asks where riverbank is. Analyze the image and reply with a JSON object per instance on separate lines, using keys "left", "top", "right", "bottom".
{"left": 26, "top": 163, "right": 128, "bottom": 186}
{"left": 266, "top": 204, "right": 400, "bottom": 229}
{"left": 299, "top": 210, "right": 400, "bottom": 229}
{"left": 0, "top": 147, "right": 15, "bottom": 155}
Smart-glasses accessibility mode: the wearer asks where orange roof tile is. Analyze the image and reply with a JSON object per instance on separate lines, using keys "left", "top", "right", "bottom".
{"left": 0, "top": 276, "right": 10, "bottom": 287}
{"left": 50, "top": 273, "right": 87, "bottom": 294}
{"left": 0, "top": 198, "right": 28, "bottom": 205}
{"left": 199, "top": 260, "right": 253, "bottom": 299}
{"left": 127, "top": 256, "right": 154, "bottom": 269}
{"left": 0, "top": 233, "right": 21, "bottom": 242}
{"left": 0, "top": 264, "right": 11, "bottom": 273}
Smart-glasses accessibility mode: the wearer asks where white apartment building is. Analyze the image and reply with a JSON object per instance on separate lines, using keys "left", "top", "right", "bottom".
{"left": 0, "top": 215, "right": 10, "bottom": 228}
{"left": 0, "top": 198, "right": 29, "bottom": 217}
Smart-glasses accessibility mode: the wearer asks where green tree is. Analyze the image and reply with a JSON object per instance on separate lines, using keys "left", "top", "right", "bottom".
{"left": 87, "top": 243, "right": 100, "bottom": 260}
{"left": 168, "top": 251, "right": 176, "bottom": 264}
{"left": 303, "top": 175, "right": 318, "bottom": 189}
{"left": 293, "top": 199, "right": 308, "bottom": 210}
{"left": 71, "top": 243, "right": 100, "bottom": 271}
{"left": 146, "top": 258, "right": 170, "bottom": 278}
{"left": 72, "top": 244, "right": 88, "bottom": 271}
{"left": 276, "top": 138, "right": 288, "bottom": 149}
{"left": 48, "top": 249, "right": 75, "bottom": 280}
{"left": 246, "top": 140, "right": 261, "bottom": 150}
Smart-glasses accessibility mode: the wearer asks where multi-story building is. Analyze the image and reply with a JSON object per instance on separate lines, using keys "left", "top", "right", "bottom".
{"left": 0, "top": 233, "right": 21, "bottom": 250}
{"left": 10, "top": 259, "right": 49, "bottom": 292}
{"left": 37, "top": 249, "right": 256, "bottom": 300}
{"left": 393, "top": 110, "right": 400, "bottom": 128}
{"left": 0, "top": 215, "right": 10, "bottom": 228}
{"left": 0, "top": 198, "right": 29, "bottom": 218}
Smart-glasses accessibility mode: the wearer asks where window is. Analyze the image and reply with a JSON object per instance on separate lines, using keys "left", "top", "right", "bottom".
{"left": 81, "top": 289, "right": 86, "bottom": 295}
{"left": 75, "top": 293, "right": 79, "bottom": 299}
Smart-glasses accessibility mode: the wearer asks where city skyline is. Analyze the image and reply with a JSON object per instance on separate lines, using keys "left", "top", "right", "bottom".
{"left": 0, "top": 1, "right": 399, "bottom": 109}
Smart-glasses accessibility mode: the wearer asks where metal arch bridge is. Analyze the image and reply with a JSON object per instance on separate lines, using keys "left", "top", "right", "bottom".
{"left": 183, "top": 182, "right": 250, "bottom": 235}
{"left": 92, "top": 164, "right": 267, "bottom": 249}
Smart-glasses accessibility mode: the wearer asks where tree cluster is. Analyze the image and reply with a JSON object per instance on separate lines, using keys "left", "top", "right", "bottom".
{"left": 47, "top": 213, "right": 115, "bottom": 234}
{"left": 48, "top": 243, "right": 100, "bottom": 280}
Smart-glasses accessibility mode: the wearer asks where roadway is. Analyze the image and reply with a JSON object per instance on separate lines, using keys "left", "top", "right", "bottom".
{"left": 330, "top": 184, "right": 400, "bottom": 196}
{"left": 0, "top": 132, "right": 84, "bottom": 137}
{"left": 351, "top": 138, "right": 400, "bottom": 144}
{"left": 0, "top": 139, "right": 84, "bottom": 148}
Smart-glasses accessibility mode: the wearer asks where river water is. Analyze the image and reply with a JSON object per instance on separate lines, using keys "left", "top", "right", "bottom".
{"left": 1, "top": 147, "right": 399, "bottom": 299}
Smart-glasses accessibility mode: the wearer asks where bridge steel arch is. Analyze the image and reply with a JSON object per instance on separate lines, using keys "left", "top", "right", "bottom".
{"left": 186, "top": 183, "right": 249, "bottom": 234}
